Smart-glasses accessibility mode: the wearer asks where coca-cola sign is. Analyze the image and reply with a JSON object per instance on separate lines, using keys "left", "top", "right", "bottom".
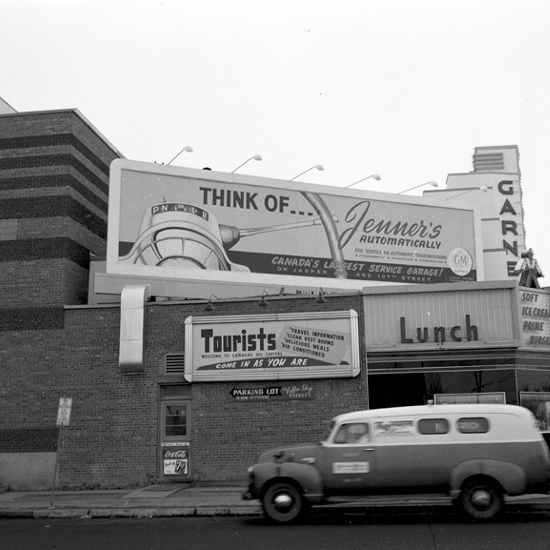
{"left": 162, "top": 443, "right": 190, "bottom": 476}
{"left": 164, "top": 449, "right": 188, "bottom": 459}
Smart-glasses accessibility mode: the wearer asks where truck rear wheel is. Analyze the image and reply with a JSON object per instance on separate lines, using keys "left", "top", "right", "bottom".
{"left": 459, "top": 478, "right": 503, "bottom": 521}
{"left": 262, "top": 482, "right": 305, "bottom": 523}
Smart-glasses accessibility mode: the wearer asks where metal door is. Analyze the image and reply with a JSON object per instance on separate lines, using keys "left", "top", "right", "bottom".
{"left": 159, "top": 400, "right": 191, "bottom": 478}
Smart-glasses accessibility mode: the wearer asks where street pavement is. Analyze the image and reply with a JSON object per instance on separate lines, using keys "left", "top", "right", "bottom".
{"left": 1, "top": 484, "right": 550, "bottom": 519}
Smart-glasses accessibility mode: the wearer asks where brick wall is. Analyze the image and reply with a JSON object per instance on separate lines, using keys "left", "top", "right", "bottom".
{"left": 0, "top": 109, "right": 369, "bottom": 487}
{"left": 69, "top": 295, "right": 364, "bottom": 486}
{"left": 0, "top": 110, "right": 121, "bottom": 314}
{"left": 0, "top": 429, "right": 58, "bottom": 452}
{"left": 0, "top": 292, "right": 367, "bottom": 488}
{"left": 184, "top": 295, "right": 367, "bottom": 482}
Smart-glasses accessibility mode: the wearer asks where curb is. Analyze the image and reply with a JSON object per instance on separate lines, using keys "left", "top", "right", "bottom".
{"left": 0, "top": 506, "right": 264, "bottom": 519}
{"left": 1, "top": 500, "right": 549, "bottom": 519}
{"left": 0, "top": 510, "right": 35, "bottom": 519}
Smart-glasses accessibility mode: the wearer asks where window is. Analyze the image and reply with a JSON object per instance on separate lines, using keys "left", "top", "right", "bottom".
{"left": 457, "top": 417, "right": 489, "bottom": 434}
{"left": 418, "top": 418, "right": 449, "bottom": 435}
{"left": 333, "top": 423, "right": 369, "bottom": 444}
{"left": 165, "top": 404, "right": 188, "bottom": 437}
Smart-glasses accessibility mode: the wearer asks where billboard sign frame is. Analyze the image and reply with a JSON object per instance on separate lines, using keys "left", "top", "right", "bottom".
{"left": 184, "top": 310, "right": 360, "bottom": 382}
{"left": 105, "top": 160, "right": 484, "bottom": 298}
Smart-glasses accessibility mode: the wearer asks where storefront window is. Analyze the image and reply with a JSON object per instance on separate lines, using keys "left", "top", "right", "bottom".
{"left": 368, "top": 355, "right": 516, "bottom": 372}
{"left": 520, "top": 392, "right": 550, "bottom": 430}
{"left": 517, "top": 369, "right": 550, "bottom": 393}
{"left": 369, "top": 369, "right": 517, "bottom": 408}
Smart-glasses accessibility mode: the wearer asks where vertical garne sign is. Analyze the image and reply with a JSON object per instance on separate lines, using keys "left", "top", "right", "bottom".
{"left": 184, "top": 310, "right": 360, "bottom": 382}
{"left": 497, "top": 178, "right": 526, "bottom": 277}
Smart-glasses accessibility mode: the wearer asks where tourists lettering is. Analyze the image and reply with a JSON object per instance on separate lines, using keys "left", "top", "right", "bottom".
{"left": 200, "top": 328, "right": 277, "bottom": 353}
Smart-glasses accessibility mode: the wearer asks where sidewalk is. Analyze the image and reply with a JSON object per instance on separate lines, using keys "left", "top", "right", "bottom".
{"left": 0, "top": 484, "right": 262, "bottom": 519}
{"left": 1, "top": 484, "right": 550, "bottom": 519}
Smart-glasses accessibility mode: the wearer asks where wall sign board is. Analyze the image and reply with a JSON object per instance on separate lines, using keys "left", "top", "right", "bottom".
{"left": 184, "top": 310, "right": 359, "bottom": 382}
{"left": 519, "top": 289, "right": 550, "bottom": 350}
{"left": 363, "top": 281, "right": 520, "bottom": 351}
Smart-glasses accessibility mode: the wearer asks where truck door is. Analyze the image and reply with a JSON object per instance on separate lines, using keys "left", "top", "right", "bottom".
{"left": 322, "top": 422, "right": 377, "bottom": 493}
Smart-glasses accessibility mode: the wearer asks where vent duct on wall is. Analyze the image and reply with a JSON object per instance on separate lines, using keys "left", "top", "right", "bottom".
{"left": 119, "top": 284, "right": 151, "bottom": 373}
{"left": 165, "top": 354, "right": 185, "bottom": 375}
{"left": 473, "top": 152, "right": 505, "bottom": 172}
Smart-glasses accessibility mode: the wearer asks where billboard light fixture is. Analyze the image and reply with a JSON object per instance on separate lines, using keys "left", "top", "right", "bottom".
{"left": 258, "top": 290, "right": 269, "bottom": 307}
{"left": 205, "top": 295, "right": 218, "bottom": 312}
{"left": 397, "top": 181, "right": 438, "bottom": 194}
{"left": 346, "top": 174, "right": 381, "bottom": 188}
{"left": 167, "top": 145, "right": 193, "bottom": 165}
{"left": 445, "top": 186, "right": 489, "bottom": 200}
{"left": 290, "top": 164, "right": 324, "bottom": 181}
{"left": 231, "top": 154, "right": 263, "bottom": 173}
{"left": 316, "top": 288, "right": 327, "bottom": 304}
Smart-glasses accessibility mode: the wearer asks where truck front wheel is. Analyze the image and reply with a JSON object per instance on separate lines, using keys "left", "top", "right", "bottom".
{"left": 262, "top": 482, "right": 305, "bottom": 523}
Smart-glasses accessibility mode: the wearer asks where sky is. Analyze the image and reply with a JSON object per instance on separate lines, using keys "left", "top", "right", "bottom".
{"left": 2, "top": 0, "right": 549, "bottom": 283}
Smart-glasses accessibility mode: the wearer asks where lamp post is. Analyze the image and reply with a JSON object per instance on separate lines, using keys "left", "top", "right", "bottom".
{"left": 346, "top": 174, "right": 381, "bottom": 188}
{"left": 397, "top": 181, "right": 438, "bottom": 194}
{"left": 231, "top": 154, "right": 263, "bottom": 173}
{"left": 290, "top": 164, "right": 324, "bottom": 181}
{"left": 445, "top": 186, "right": 489, "bottom": 199}
{"left": 167, "top": 145, "right": 193, "bottom": 165}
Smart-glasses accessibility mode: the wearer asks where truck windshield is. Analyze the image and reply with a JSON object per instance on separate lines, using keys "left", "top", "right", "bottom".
{"left": 320, "top": 420, "right": 335, "bottom": 443}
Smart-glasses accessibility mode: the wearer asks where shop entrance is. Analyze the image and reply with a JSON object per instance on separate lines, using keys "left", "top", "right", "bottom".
{"left": 159, "top": 399, "right": 191, "bottom": 479}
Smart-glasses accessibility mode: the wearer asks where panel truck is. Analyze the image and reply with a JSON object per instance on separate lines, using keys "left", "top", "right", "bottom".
{"left": 243, "top": 404, "right": 550, "bottom": 522}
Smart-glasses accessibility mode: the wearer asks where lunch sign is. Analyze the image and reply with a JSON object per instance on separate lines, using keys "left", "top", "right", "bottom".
{"left": 184, "top": 310, "right": 360, "bottom": 382}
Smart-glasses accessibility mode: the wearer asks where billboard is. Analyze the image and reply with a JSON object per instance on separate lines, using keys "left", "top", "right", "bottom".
{"left": 184, "top": 310, "right": 359, "bottom": 382}
{"left": 106, "top": 160, "right": 482, "bottom": 297}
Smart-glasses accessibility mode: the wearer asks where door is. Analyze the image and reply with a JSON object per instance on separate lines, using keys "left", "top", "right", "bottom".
{"left": 321, "top": 422, "right": 377, "bottom": 494}
{"left": 159, "top": 400, "right": 191, "bottom": 479}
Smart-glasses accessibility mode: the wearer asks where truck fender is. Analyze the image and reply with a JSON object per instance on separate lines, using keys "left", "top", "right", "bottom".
{"left": 252, "top": 461, "right": 324, "bottom": 503}
{"left": 449, "top": 459, "right": 527, "bottom": 499}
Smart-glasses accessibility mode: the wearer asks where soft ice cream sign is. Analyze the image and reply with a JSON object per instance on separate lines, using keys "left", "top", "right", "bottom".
{"left": 105, "top": 161, "right": 482, "bottom": 298}
{"left": 520, "top": 289, "right": 550, "bottom": 349}
{"left": 184, "top": 311, "right": 360, "bottom": 382}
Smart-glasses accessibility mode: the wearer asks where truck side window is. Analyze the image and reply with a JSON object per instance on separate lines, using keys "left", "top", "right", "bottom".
{"left": 457, "top": 417, "right": 489, "bottom": 433}
{"left": 333, "top": 423, "right": 369, "bottom": 444}
{"left": 418, "top": 418, "right": 449, "bottom": 435}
